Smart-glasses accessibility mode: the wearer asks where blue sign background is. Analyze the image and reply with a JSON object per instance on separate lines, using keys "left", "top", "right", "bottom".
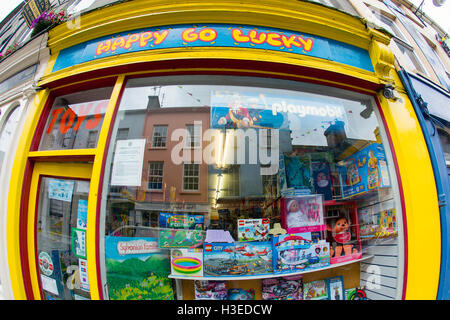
{"left": 52, "top": 24, "right": 374, "bottom": 73}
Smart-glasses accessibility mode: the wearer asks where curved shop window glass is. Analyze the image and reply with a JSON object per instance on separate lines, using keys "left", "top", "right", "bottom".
{"left": 39, "top": 87, "right": 113, "bottom": 151}
{"left": 100, "top": 76, "right": 404, "bottom": 300}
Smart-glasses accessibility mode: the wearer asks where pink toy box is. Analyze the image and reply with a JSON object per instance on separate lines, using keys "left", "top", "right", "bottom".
{"left": 324, "top": 200, "right": 362, "bottom": 264}
{"left": 281, "top": 194, "right": 326, "bottom": 233}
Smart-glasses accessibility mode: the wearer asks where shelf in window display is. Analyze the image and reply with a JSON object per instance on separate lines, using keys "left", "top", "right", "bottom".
{"left": 168, "top": 254, "right": 374, "bottom": 281}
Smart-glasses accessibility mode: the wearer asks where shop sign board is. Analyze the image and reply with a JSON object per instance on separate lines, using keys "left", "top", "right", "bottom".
{"left": 52, "top": 24, "right": 374, "bottom": 73}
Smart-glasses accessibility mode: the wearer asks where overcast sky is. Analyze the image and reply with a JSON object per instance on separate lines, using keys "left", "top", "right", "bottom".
{"left": 0, "top": 0, "right": 448, "bottom": 34}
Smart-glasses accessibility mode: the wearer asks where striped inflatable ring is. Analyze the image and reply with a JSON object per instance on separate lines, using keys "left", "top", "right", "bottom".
{"left": 171, "top": 257, "right": 202, "bottom": 274}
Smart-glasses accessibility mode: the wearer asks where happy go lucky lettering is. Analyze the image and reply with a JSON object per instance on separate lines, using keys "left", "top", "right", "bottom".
{"left": 94, "top": 26, "right": 314, "bottom": 56}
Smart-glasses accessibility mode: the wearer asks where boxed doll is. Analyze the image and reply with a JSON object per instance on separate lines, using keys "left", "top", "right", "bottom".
{"left": 281, "top": 194, "right": 326, "bottom": 233}
{"left": 170, "top": 248, "right": 203, "bottom": 277}
{"left": 325, "top": 201, "right": 362, "bottom": 264}
{"left": 272, "top": 232, "right": 330, "bottom": 274}
{"left": 262, "top": 275, "right": 303, "bottom": 300}
{"left": 237, "top": 218, "right": 270, "bottom": 242}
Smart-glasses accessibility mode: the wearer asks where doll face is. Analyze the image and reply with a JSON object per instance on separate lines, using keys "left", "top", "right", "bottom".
{"left": 316, "top": 172, "right": 329, "bottom": 188}
{"left": 334, "top": 218, "right": 349, "bottom": 233}
{"left": 288, "top": 200, "right": 299, "bottom": 212}
{"left": 332, "top": 217, "right": 351, "bottom": 244}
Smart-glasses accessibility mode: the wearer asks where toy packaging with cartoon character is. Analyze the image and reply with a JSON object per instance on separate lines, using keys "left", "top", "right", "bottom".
{"left": 303, "top": 279, "right": 328, "bottom": 300}
{"left": 325, "top": 202, "right": 362, "bottom": 264}
{"left": 272, "top": 232, "right": 330, "bottom": 274}
{"left": 336, "top": 143, "right": 391, "bottom": 199}
{"left": 227, "top": 288, "right": 255, "bottom": 300}
{"left": 159, "top": 212, "right": 204, "bottom": 230}
{"left": 194, "top": 280, "right": 227, "bottom": 300}
{"left": 262, "top": 275, "right": 303, "bottom": 300}
{"left": 237, "top": 218, "right": 270, "bottom": 242}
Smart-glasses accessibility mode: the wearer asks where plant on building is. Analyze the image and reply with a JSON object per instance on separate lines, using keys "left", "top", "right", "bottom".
{"left": 30, "top": 10, "right": 69, "bottom": 38}
{"left": 0, "top": 43, "right": 19, "bottom": 61}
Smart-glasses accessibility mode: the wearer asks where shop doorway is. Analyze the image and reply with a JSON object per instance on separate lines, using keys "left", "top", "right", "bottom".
{"left": 28, "top": 162, "right": 92, "bottom": 300}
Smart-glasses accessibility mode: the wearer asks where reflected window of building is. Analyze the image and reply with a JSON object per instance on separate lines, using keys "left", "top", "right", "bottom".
{"left": 185, "top": 124, "right": 201, "bottom": 148}
{"left": 148, "top": 161, "right": 164, "bottom": 190}
{"left": 151, "top": 125, "right": 168, "bottom": 148}
{"left": 183, "top": 163, "right": 200, "bottom": 191}
{"left": 116, "top": 128, "right": 129, "bottom": 141}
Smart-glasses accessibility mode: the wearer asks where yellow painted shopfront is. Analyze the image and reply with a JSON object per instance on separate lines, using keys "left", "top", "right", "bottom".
{"left": 5, "top": 0, "right": 441, "bottom": 300}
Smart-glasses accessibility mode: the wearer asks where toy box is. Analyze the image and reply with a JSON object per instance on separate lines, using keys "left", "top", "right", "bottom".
{"left": 203, "top": 242, "right": 272, "bottom": 277}
{"left": 326, "top": 276, "right": 345, "bottom": 300}
{"left": 194, "top": 280, "right": 227, "bottom": 300}
{"left": 227, "top": 288, "right": 255, "bottom": 300}
{"left": 312, "top": 161, "right": 333, "bottom": 201}
{"left": 272, "top": 232, "right": 330, "bottom": 274}
{"left": 336, "top": 143, "right": 391, "bottom": 199}
{"left": 303, "top": 280, "right": 328, "bottom": 300}
{"left": 237, "top": 218, "right": 270, "bottom": 242}
{"left": 281, "top": 194, "right": 326, "bottom": 233}
{"left": 170, "top": 248, "right": 203, "bottom": 277}
{"left": 159, "top": 212, "right": 204, "bottom": 230}
{"left": 262, "top": 275, "right": 303, "bottom": 300}
{"left": 159, "top": 229, "right": 205, "bottom": 248}
{"left": 325, "top": 201, "right": 362, "bottom": 264}
{"left": 359, "top": 207, "right": 397, "bottom": 240}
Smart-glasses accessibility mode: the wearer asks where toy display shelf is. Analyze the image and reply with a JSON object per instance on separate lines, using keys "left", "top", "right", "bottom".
{"left": 168, "top": 254, "right": 374, "bottom": 281}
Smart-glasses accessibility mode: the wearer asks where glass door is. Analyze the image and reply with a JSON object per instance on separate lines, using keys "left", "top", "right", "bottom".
{"left": 29, "top": 162, "right": 92, "bottom": 300}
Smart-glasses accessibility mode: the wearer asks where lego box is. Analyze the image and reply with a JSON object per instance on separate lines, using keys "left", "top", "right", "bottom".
{"left": 237, "top": 218, "right": 270, "bottom": 242}
{"left": 203, "top": 242, "right": 272, "bottom": 277}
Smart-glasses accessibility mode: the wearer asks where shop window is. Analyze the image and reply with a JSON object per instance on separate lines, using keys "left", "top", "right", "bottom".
{"left": 151, "top": 125, "right": 168, "bottom": 148}
{"left": 38, "top": 87, "right": 113, "bottom": 151}
{"left": 185, "top": 124, "right": 201, "bottom": 148}
{"left": 116, "top": 128, "right": 129, "bottom": 141}
{"left": 148, "top": 161, "right": 164, "bottom": 190}
{"left": 100, "top": 75, "right": 403, "bottom": 300}
{"left": 0, "top": 104, "right": 20, "bottom": 170}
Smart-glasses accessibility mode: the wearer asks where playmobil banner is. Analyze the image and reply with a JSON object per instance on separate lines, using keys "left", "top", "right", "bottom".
{"left": 210, "top": 90, "right": 346, "bottom": 135}
{"left": 52, "top": 24, "right": 375, "bottom": 72}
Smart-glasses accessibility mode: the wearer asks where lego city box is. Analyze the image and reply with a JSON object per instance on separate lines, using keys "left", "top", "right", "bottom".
{"left": 272, "top": 232, "right": 330, "bottom": 274}
{"left": 203, "top": 242, "right": 272, "bottom": 277}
